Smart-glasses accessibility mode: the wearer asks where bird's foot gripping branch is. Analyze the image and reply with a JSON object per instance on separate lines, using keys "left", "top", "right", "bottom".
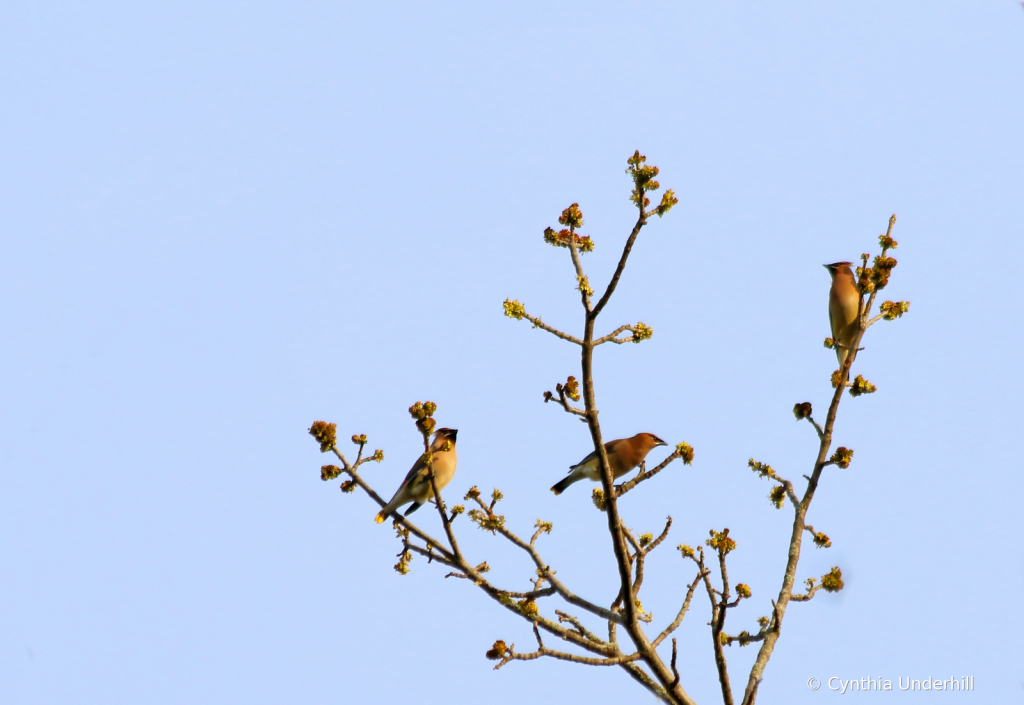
{"left": 309, "top": 152, "right": 909, "bottom": 705}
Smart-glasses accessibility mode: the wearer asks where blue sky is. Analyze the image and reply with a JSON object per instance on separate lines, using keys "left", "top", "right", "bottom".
{"left": 2, "top": 2, "right": 1022, "bottom": 703}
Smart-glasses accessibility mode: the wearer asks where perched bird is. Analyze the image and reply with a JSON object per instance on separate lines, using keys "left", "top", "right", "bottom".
{"left": 824, "top": 261, "right": 860, "bottom": 370}
{"left": 551, "top": 433, "right": 667, "bottom": 495}
{"left": 375, "top": 428, "right": 459, "bottom": 524}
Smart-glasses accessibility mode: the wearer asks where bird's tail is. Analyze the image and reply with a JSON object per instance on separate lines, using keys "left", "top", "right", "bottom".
{"left": 374, "top": 509, "right": 390, "bottom": 524}
{"left": 550, "top": 475, "right": 577, "bottom": 495}
{"left": 835, "top": 347, "right": 849, "bottom": 371}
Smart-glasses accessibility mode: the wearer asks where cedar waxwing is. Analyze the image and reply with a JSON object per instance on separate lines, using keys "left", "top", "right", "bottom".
{"left": 375, "top": 428, "right": 459, "bottom": 524}
{"left": 824, "top": 262, "right": 860, "bottom": 370}
{"left": 551, "top": 433, "right": 667, "bottom": 495}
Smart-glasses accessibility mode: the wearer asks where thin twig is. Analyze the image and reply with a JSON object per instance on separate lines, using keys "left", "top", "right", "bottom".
{"left": 740, "top": 215, "right": 897, "bottom": 705}
{"left": 653, "top": 568, "right": 707, "bottom": 647}
{"left": 671, "top": 638, "right": 680, "bottom": 687}
{"left": 789, "top": 584, "right": 824, "bottom": 602}
{"left": 616, "top": 450, "right": 683, "bottom": 497}
{"left": 555, "top": 610, "right": 607, "bottom": 644}
{"left": 522, "top": 312, "right": 584, "bottom": 346}
{"left": 804, "top": 415, "right": 825, "bottom": 441}
{"left": 591, "top": 208, "right": 648, "bottom": 318}
{"left": 337, "top": 460, "right": 456, "bottom": 563}
{"left": 467, "top": 494, "right": 625, "bottom": 624}
{"left": 545, "top": 384, "right": 587, "bottom": 418}
{"left": 594, "top": 324, "right": 636, "bottom": 345}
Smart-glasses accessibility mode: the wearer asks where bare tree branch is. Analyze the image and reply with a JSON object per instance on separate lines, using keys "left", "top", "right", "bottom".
{"left": 315, "top": 154, "right": 901, "bottom": 705}
{"left": 653, "top": 568, "right": 707, "bottom": 647}
{"left": 591, "top": 207, "right": 648, "bottom": 318}
{"left": 616, "top": 450, "right": 683, "bottom": 497}
{"left": 594, "top": 323, "right": 633, "bottom": 345}
{"left": 740, "top": 215, "right": 898, "bottom": 705}
{"left": 522, "top": 312, "right": 583, "bottom": 346}
{"left": 465, "top": 493, "right": 625, "bottom": 624}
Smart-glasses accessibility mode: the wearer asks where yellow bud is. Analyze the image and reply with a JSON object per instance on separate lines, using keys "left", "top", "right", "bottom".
{"left": 676, "top": 442, "right": 694, "bottom": 465}
{"left": 308, "top": 421, "right": 337, "bottom": 453}
{"left": 502, "top": 298, "right": 526, "bottom": 320}
{"left": 485, "top": 640, "right": 507, "bottom": 660}
{"left": 849, "top": 375, "right": 877, "bottom": 397}
{"left": 320, "top": 464, "right": 342, "bottom": 481}
{"left": 821, "top": 566, "right": 844, "bottom": 592}
{"left": 706, "top": 528, "right": 736, "bottom": 554}
{"left": 631, "top": 322, "right": 653, "bottom": 343}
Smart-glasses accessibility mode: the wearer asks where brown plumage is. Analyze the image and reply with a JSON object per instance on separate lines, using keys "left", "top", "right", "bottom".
{"left": 375, "top": 428, "right": 458, "bottom": 524}
{"left": 551, "top": 433, "right": 667, "bottom": 495}
{"left": 824, "top": 262, "right": 860, "bottom": 370}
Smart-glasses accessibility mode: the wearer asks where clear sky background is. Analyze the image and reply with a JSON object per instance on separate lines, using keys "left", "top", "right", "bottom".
{"left": 2, "top": 2, "right": 1022, "bottom": 703}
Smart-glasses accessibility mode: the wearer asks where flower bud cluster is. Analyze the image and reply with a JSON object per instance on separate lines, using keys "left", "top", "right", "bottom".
{"left": 468, "top": 508, "right": 506, "bottom": 533}
{"left": 631, "top": 322, "right": 653, "bottom": 343}
{"left": 792, "top": 402, "right": 812, "bottom": 420}
{"left": 409, "top": 401, "right": 437, "bottom": 436}
{"left": 707, "top": 528, "right": 736, "bottom": 555}
{"left": 309, "top": 420, "right": 337, "bottom": 453}
{"left": 543, "top": 227, "right": 594, "bottom": 252}
{"left": 502, "top": 298, "right": 526, "bottom": 320}
{"left": 558, "top": 203, "right": 584, "bottom": 229}
{"left": 878, "top": 232, "right": 898, "bottom": 250}
{"left": 517, "top": 599, "right": 539, "bottom": 617}
{"left": 821, "top": 566, "right": 844, "bottom": 592}
{"left": 879, "top": 300, "right": 910, "bottom": 320}
{"left": 676, "top": 442, "right": 694, "bottom": 465}
{"left": 485, "top": 640, "right": 508, "bottom": 660}
{"left": 849, "top": 375, "right": 877, "bottom": 397}
{"left": 748, "top": 458, "right": 776, "bottom": 479}
{"left": 394, "top": 549, "right": 412, "bottom": 575}
{"left": 830, "top": 446, "right": 854, "bottom": 468}
{"left": 627, "top": 150, "right": 661, "bottom": 209}
{"left": 555, "top": 375, "right": 580, "bottom": 402}
{"left": 656, "top": 189, "right": 678, "bottom": 217}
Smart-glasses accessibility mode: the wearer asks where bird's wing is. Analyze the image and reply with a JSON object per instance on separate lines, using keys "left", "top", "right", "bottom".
{"left": 570, "top": 439, "right": 623, "bottom": 469}
{"left": 398, "top": 453, "right": 429, "bottom": 487}
{"left": 570, "top": 448, "right": 598, "bottom": 469}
